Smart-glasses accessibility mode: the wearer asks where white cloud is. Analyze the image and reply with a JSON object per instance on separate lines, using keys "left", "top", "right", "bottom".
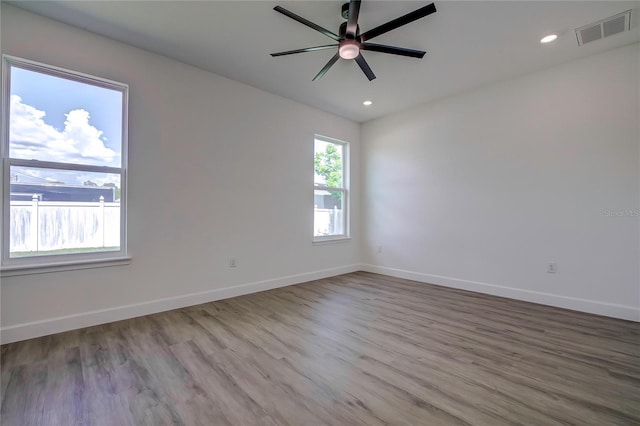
{"left": 9, "top": 95, "right": 117, "bottom": 166}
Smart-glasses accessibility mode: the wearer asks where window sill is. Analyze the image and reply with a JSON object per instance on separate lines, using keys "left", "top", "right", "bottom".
{"left": 312, "top": 237, "right": 352, "bottom": 245}
{"left": 1, "top": 256, "right": 132, "bottom": 277}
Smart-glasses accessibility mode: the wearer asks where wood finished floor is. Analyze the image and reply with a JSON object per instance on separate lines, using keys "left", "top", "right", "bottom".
{"left": 1, "top": 272, "right": 639, "bottom": 426}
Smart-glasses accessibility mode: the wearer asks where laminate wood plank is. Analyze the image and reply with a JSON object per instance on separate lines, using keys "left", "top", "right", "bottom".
{"left": 0, "top": 362, "right": 10, "bottom": 408}
{"left": 1, "top": 361, "right": 48, "bottom": 424}
{"left": 186, "top": 309, "right": 267, "bottom": 357}
{"left": 168, "top": 340, "right": 271, "bottom": 425}
{"left": 1, "top": 271, "right": 639, "bottom": 425}
{"left": 79, "top": 331, "right": 135, "bottom": 426}
{"left": 268, "top": 310, "right": 550, "bottom": 424}
{"left": 1, "top": 335, "right": 52, "bottom": 370}
{"left": 209, "top": 349, "right": 356, "bottom": 425}
{"left": 39, "top": 347, "right": 86, "bottom": 425}
{"left": 107, "top": 335, "right": 185, "bottom": 425}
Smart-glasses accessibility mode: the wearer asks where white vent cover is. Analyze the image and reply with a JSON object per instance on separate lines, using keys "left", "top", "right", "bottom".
{"left": 575, "top": 10, "right": 632, "bottom": 46}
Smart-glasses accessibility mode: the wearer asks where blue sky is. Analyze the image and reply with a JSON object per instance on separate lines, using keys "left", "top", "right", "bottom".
{"left": 11, "top": 66, "right": 123, "bottom": 154}
{"left": 9, "top": 65, "right": 124, "bottom": 186}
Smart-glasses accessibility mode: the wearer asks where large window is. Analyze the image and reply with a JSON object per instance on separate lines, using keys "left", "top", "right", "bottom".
{"left": 314, "top": 136, "right": 348, "bottom": 241}
{"left": 2, "top": 56, "right": 128, "bottom": 270}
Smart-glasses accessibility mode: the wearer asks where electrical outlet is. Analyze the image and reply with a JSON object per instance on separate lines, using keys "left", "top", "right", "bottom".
{"left": 229, "top": 258, "right": 237, "bottom": 268}
{"left": 377, "top": 245, "right": 383, "bottom": 254}
{"left": 547, "top": 262, "right": 557, "bottom": 274}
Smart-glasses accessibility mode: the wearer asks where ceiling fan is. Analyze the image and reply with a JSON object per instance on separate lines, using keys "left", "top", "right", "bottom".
{"left": 270, "top": 0, "right": 437, "bottom": 81}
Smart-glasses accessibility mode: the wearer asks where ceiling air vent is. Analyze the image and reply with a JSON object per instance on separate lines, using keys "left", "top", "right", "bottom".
{"left": 575, "top": 10, "right": 632, "bottom": 46}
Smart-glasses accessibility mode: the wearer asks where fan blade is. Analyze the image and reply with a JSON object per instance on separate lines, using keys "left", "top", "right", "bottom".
{"left": 274, "top": 6, "right": 340, "bottom": 41}
{"left": 354, "top": 54, "right": 376, "bottom": 81}
{"left": 360, "top": 3, "right": 436, "bottom": 42}
{"left": 346, "top": 0, "right": 361, "bottom": 37}
{"left": 362, "top": 43, "right": 425, "bottom": 58}
{"left": 271, "top": 45, "right": 338, "bottom": 57}
{"left": 313, "top": 53, "right": 340, "bottom": 81}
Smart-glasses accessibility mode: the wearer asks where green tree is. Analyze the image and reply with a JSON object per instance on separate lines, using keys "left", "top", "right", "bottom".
{"left": 315, "top": 144, "right": 343, "bottom": 204}
{"left": 314, "top": 144, "right": 342, "bottom": 188}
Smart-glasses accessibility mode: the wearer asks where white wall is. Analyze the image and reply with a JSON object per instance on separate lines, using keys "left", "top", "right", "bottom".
{"left": 0, "top": 5, "right": 361, "bottom": 342}
{"left": 362, "top": 43, "right": 640, "bottom": 321}
{"left": 2, "top": 6, "right": 638, "bottom": 344}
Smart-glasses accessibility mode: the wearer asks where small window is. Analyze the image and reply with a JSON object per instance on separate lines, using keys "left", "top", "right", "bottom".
{"left": 2, "top": 56, "right": 128, "bottom": 269}
{"left": 314, "top": 136, "right": 349, "bottom": 241}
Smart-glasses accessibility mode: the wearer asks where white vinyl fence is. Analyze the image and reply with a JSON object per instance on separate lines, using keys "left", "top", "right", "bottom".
{"left": 314, "top": 206, "right": 343, "bottom": 236}
{"left": 10, "top": 195, "right": 120, "bottom": 253}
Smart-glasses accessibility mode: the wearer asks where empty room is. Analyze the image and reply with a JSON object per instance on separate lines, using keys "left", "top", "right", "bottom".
{"left": 1, "top": 1, "right": 639, "bottom": 425}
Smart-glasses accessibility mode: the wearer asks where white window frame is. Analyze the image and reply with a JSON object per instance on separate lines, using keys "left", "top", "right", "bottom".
{"left": 313, "top": 135, "right": 349, "bottom": 243}
{"left": 1, "top": 55, "right": 129, "bottom": 274}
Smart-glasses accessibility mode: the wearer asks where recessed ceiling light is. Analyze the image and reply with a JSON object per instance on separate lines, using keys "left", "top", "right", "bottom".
{"left": 540, "top": 34, "right": 558, "bottom": 44}
{"left": 363, "top": 100, "right": 373, "bottom": 106}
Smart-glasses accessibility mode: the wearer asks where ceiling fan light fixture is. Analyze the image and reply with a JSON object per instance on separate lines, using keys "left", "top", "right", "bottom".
{"left": 271, "top": 2, "right": 437, "bottom": 80}
{"left": 339, "top": 40, "right": 360, "bottom": 59}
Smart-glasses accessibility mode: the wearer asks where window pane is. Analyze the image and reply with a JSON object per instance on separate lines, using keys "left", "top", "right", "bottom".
{"left": 314, "top": 189, "right": 344, "bottom": 237}
{"left": 9, "top": 66, "right": 123, "bottom": 167}
{"left": 9, "top": 166, "right": 121, "bottom": 258}
{"left": 314, "top": 139, "right": 343, "bottom": 188}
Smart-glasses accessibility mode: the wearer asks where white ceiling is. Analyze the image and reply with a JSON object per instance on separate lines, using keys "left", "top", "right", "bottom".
{"left": 7, "top": 1, "right": 640, "bottom": 122}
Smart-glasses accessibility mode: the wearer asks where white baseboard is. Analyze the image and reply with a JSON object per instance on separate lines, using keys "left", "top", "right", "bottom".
{"left": 4, "top": 263, "right": 637, "bottom": 344}
{"left": 361, "top": 264, "right": 640, "bottom": 322}
{"left": 0, "top": 264, "right": 360, "bottom": 344}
